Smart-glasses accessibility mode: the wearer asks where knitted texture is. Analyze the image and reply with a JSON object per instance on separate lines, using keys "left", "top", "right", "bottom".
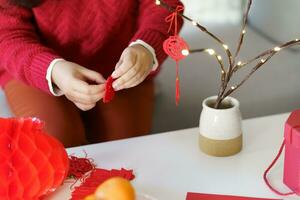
{"left": 0, "top": 0, "right": 183, "bottom": 93}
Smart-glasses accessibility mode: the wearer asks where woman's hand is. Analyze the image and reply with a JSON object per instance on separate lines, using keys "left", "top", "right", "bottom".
{"left": 111, "top": 44, "right": 153, "bottom": 91}
{"left": 52, "top": 60, "right": 106, "bottom": 111}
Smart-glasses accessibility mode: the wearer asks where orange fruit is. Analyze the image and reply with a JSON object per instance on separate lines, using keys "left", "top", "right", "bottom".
{"left": 84, "top": 194, "right": 96, "bottom": 200}
{"left": 85, "top": 177, "right": 135, "bottom": 200}
{"left": 95, "top": 177, "right": 135, "bottom": 200}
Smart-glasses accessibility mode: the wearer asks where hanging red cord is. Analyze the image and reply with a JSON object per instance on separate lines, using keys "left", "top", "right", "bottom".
{"left": 163, "top": 5, "right": 188, "bottom": 106}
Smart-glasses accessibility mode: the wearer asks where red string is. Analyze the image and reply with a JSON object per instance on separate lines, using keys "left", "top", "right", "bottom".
{"left": 262, "top": 124, "right": 300, "bottom": 196}
{"left": 68, "top": 156, "right": 96, "bottom": 180}
{"left": 165, "top": 5, "right": 184, "bottom": 35}
{"left": 263, "top": 139, "right": 294, "bottom": 196}
{"left": 175, "top": 61, "right": 180, "bottom": 106}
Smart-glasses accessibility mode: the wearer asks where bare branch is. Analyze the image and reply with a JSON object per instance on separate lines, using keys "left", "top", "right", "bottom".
{"left": 158, "top": 0, "right": 234, "bottom": 69}
{"left": 234, "top": 0, "right": 252, "bottom": 60}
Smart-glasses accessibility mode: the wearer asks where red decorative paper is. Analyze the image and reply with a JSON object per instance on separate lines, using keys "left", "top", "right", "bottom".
{"left": 0, "top": 118, "right": 69, "bottom": 200}
{"left": 71, "top": 168, "right": 135, "bottom": 200}
{"left": 186, "top": 192, "right": 282, "bottom": 200}
{"left": 103, "top": 76, "right": 115, "bottom": 103}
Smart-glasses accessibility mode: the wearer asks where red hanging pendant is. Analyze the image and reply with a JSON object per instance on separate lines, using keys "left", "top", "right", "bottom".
{"left": 163, "top": 35, "right": 189, "bottom": 62}
{"left": 163, "top": 35, "right": 189, "bottom": 106}
{"left": 103, "top": 76, "right": 116, "bottom": 103}
{"left": 163, "top": 5, "right": 188, "bottom": 106}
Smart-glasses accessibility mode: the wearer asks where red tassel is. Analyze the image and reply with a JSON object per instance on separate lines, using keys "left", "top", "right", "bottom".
{"left": 175, "top": 62, "right": 180, "bottom": 106}
{"left": 70, "top": 168, "right": 135, "bottom": 200}
{"left": 103, "top": 76, "right": 116, "bottom": 103}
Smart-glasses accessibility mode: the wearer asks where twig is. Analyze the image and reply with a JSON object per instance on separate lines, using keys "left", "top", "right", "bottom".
{"left": 234, "top": 0, "right": 252, "bottom": 60}
{"left": 234, "top": 39, "right": 300, "bottom": 72}
{"left": 156, "top": 0, "right": 300, "bottom": 108}
{"left": 159, "top": 0, "right": 234, "bottom": 69}
{"left": 190, "top": 48, "right": 225, "bottom": 73}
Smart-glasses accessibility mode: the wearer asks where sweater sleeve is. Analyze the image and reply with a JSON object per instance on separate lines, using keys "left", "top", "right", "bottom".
{"left": 0, "top": 4, "right": 60, "bottom": 94}
{"left": 130, "top": 0, "right": 184, "bottom": 69}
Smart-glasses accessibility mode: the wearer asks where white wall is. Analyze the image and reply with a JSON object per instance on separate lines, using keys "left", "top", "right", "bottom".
{"left": 249, "top": 0, "right": 300, "bottom": 45}
{"left": 181, "top": 0, "right": 242, "bottom": 24}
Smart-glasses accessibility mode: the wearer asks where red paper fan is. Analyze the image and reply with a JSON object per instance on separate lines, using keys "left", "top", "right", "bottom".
{"left": 0, "top": 118, "right": 69, "bottom": 200}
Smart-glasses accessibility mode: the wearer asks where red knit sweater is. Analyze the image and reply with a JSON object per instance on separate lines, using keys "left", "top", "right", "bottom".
{"left": 0, "top": 0, "right": 182, "bottom": 94}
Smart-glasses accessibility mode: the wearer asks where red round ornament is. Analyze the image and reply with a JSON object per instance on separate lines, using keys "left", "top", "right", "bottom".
{"left": 0, "top": 118, "right": 69, "bottom": 200}
{"left": 163, "top": 35, "right": 189, "bottom": 61}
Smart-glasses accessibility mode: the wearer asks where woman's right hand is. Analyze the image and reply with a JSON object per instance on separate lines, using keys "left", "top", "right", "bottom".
{"left": 51, "top": 60, "right": 106, "bottom": 111}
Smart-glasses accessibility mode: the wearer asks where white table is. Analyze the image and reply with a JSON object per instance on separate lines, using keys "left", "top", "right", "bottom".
{"left": 47, "top": 112, "right": 299, "bottom": 200}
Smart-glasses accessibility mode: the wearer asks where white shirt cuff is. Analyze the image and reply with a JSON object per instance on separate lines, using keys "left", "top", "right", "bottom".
{"left": 129, "top": 39, "right": 159, "bottom": 71}
{"left": 46, "top": 58, "right": 65, "bottom": 96}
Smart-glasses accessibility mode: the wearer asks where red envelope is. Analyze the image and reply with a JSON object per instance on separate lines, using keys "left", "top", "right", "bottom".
{"left": 186, "top": 192, "right": 282, "bottom": 200}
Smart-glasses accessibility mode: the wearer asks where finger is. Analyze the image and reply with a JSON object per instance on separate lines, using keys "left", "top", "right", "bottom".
{"left": 122, "top": 67, "right": 149, "bottom": 89}
{"left": 111, "top": 50, "right": 137, "bottom": 78}
{"left": 72, "top": 80, "right": 105, "bottom": 95}
{"left": 80, "top": 68, "right": 106, "bottom": 84}
{"left": 74, "top": 102, "right": 96, "bottom": 111}
{"left": 114, "top": 59, "right": 123, "bottom": 70}
{"left": 112, "top": 62, "right": 143, "bottom": 90}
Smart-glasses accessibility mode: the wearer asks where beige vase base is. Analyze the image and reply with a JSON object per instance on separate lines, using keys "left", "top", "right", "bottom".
{"left": 199, "top": 134, "right": 243, "bottom": 157}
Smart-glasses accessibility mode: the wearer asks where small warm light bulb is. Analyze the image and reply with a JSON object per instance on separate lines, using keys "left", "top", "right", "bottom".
{"left": 231, "top": 86, "right": 236, "bottom": 90}
{"left": 237, "top": 61, "right": 242, "bottom": 66}
{"left": 274, "top": 47, "right": 281, "bottom": 52}
{"left": 223, "top": 44, "right": 229, "bottom": 50}
{"left": 206, "top": 49, "right": 215, "bottom": 55}
{"left": 192, "top": 21, "right": 197, "bottom": 26}
{"left": 221, "top": 70, "right": 225, "bottom": 74}
{"left": 242, "top": 29, "right": 246, "bottom": 34}
{"left": 181, "top": 49, "right": 189, "bottom": 56}
{"left": 296, "top": 39, "right": 299, "bottom": 42}
{"left": 155, "top": 0, "right": 161, "bottom": 5}
{"left": 217, "top": 55, "right": 222, "bottom": 61}
{"left": 261, "top": 59, "right": 265, "bottom": 63}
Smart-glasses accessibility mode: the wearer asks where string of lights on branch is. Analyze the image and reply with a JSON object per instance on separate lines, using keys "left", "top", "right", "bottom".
{"left": 156, "top": 0, "right": 300, "bottom": 108}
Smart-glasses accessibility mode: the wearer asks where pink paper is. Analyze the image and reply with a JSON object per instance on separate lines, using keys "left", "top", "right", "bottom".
{"left": 186, "top": 192, "right": 282, "bottom": 200}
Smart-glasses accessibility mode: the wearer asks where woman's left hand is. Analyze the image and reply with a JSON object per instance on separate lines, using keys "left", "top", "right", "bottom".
{"left": 111, "top": 44, "right": 153, "bottom": 91}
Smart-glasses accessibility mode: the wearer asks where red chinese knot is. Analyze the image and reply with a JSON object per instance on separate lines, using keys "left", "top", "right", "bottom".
{"left": 0, "top": 117, "right": 69, "bottom": 200}
{"left": 163, "top": 35, "right": 189, "bottom": 62}
{"left": 163, "top": 5, "right": 188, "bottom": 106}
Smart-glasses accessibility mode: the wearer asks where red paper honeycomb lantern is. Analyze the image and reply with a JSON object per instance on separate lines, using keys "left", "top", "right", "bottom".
{"left": 0, "top": 117, "right": 69, "bottom": 200}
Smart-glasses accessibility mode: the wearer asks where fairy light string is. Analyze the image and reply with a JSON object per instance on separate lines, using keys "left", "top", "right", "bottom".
{"left": 156, "top": 0, "right": 300, "bottom": 108}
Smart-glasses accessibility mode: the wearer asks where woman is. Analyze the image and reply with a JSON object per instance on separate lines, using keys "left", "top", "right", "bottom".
{"left": 0, "top": 0, "right": 183, "bottom": 147}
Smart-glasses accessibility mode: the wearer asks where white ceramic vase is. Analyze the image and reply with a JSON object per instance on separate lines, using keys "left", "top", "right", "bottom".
{"left": 199, "top": 96, "right": 243, "bottom": 157}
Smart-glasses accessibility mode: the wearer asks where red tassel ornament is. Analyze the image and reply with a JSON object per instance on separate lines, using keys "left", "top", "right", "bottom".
{"left": 163, "top": 5, "right": 189, "bottom": 105}
{"left": 103, "top": 76, "right": 116, "bottom": 103}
